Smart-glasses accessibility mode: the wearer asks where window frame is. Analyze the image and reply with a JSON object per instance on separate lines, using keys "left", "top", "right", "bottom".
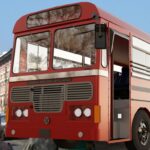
{"left": 12, "top": 30, "right": 51, "bottom": 75}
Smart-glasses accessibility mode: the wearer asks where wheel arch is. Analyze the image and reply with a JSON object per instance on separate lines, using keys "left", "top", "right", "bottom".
{"left": 136, "top": 108, "right": 150, "bottom": 117}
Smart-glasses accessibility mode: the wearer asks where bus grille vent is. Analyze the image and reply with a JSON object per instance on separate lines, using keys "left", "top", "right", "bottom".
{"left": 67, "top": 83, "right": 92, "bottom": 101}
{"left": 11, "top": 87, "right": 31, "bottom": 102}
{"left": 33, "top": 85, "right": 65, "bottom": 112}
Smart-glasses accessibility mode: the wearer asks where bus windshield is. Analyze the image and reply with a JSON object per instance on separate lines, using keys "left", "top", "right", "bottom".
{"left": 53, "top": 24, "right": 96, "bottom": 69}
{"left": 13, "top": 24, "right": 95, "bottom": 73}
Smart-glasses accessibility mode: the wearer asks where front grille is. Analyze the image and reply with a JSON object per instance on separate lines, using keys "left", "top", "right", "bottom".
{"left": 33, "top": 85, "right": 64, "bottom": 112}
{"left": 11, "top": 82, "right": 93, "bottom": 112}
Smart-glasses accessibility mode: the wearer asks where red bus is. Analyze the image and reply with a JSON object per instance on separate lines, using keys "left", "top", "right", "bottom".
{"left": 6, "top": 2, "right": 150, "bottom": 150}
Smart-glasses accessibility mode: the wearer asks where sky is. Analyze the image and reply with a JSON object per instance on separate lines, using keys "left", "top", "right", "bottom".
{"left": 0, "top": 0, "right": 150, "bottom": 53}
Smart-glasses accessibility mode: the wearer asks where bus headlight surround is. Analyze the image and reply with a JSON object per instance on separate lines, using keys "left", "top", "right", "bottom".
{"left": 15, "top": 109, "right": 22, "bottom": 118}
{"left": 83, "top": 108, "right": 91, "bottom": 117}
{"left": 74, "top": 108, "right": 82, "bottom": 117}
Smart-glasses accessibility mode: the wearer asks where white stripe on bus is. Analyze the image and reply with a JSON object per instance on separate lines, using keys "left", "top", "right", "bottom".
{"left": 10, "top": 69, "right": 108, "bottom": 82}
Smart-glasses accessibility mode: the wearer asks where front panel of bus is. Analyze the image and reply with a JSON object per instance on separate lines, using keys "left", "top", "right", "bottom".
{"left": 6, "top": 3, "right": 109, "bottom": 142}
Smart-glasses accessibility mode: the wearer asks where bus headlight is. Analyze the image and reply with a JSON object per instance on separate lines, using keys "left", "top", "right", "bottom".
{"left": 83, "top": 108, "right": 91, "bottom": 117}
{"left": 23, "top": 109, "right": 29, "bottom": 117}
{"left": 74, "top": 108, "right": 82, "bottom": 117}
{"left": 15, "top": 109, "right": 22, "bottom": 118}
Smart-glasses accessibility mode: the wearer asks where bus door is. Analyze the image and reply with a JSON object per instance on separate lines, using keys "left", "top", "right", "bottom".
{"left": 111, "top": 32, "right": 130, "bottom": 140}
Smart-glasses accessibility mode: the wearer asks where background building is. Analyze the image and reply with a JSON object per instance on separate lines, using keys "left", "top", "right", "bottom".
{"left": 0, "top": 49, "right": 12, "bottom": 113}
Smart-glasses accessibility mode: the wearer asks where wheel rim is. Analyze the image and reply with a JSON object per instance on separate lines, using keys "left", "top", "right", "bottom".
{"left": 138, "top": 120, "right": 150, "bottom": 146}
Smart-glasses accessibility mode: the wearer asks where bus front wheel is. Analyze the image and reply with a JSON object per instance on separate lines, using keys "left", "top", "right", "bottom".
{"left": 126, "top": 110, "right": 150, "bottom": 150}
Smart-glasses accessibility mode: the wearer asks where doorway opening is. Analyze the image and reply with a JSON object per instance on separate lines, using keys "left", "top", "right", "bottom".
{"left": 111, "top": 34, "right": 130, "bottom": 139}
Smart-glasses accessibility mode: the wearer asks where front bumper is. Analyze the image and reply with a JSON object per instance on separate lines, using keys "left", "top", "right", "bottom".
{"left": 6, "top": 120, "right": 99, "bottom": 141}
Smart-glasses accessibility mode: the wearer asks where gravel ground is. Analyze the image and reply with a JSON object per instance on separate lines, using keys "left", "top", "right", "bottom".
{"left": 3, "top": 139, "right": 128, "bottom": 150}
{"left": 4, "top": 139, "right": 27, "bottom": 150}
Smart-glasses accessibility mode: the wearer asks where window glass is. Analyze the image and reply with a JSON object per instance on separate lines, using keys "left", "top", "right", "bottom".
{"left": 114, "top": 64, "right": 122, "bottom": 73}
{"left": 132, "top": 48, "right": 145, "bottom": 66}
{"left": 13, "top": 32, "right": 50, "bottom": 73}
{"left": 53, "top": 24, "right": 95, "bottom": 69}
{"left": 13, "top": 39, "right": 21, "bottom": 73}
{"left": 27, "top": 12, "right": 49, "bottom": 28}
{"left": 49, "top": 5, "right": 81, "bottom": 24}
{"left": 27, "top": 5, "right": 81, "bottom": 28}
{"left": 102, "top": 49, "right": 107, "bottom": 67}
{"left": 146, "top": 55, "right": 150, "bottom": 67}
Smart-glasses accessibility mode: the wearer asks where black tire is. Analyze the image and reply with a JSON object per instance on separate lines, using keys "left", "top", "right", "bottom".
{"left": 126, "top": 110, "right": 150, "bottom": 150}
{"left": 54, "top": 140, "right": 92, "bottom": 149}
{"left": 125, "top": 141, "right": 136, "bottom": 150}
{"left": 54, "top": 140, "right": 78, "bottom": 149}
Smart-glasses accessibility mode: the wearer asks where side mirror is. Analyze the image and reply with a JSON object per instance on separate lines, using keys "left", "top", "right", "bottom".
{"left": 95, "top": 24, "right": 107, "bottom": 49}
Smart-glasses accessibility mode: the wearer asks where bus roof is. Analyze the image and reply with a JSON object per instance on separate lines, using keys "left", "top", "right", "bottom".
{"left": 13, "top": 2, "right": 150, "bottom": 42}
